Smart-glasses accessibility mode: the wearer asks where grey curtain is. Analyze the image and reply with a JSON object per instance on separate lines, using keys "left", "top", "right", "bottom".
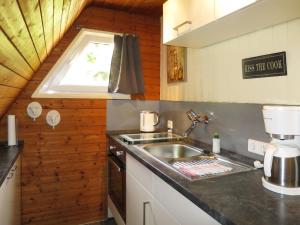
{"left": 108, "top": 34, "right": 144, "bottom": 94}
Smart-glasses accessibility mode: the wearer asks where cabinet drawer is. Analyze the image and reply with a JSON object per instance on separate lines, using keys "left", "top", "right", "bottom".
{"left": 127, "top": 153, "right": 221, "bottom": 225}
{"left": 126, "top": 172, "right": 153, "bottom": 225}
{"left": 127, "top": 154, "right": 153, "bottom": 192}
{"left": 0, "top": 156, "right": 21, "bottom": 225}
{"left": 151, "top": 196, "right": 182, "bottom": 225}
{"left": 127, "top": 165, "right": 181, "bottom": 225}
{"left": 152, "top": 172, "right": 221, "bottom": 225}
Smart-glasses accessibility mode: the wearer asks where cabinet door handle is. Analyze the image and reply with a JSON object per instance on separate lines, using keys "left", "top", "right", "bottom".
{"left": 143, "top": 201, "right": 150, "bottom": 225}
{"left": 173, "top": 20, "right": 192, "bottom": 31}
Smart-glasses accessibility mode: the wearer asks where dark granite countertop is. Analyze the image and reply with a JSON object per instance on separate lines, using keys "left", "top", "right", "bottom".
{"left": 107, "top": 131, "right": 300, "bottom": 225}
{"left": 0, "top": 142, "right": 23, "bottom": 186}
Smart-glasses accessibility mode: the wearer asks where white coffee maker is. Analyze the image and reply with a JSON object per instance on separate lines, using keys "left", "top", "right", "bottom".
{"left": 262, "top": 105, "right": 300, "bottom": 195}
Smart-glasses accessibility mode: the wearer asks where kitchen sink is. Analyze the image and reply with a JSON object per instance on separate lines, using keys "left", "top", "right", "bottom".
{"left": 142, "top": 143, "right": 205, "bottom": 160}
{"left": 135, "top": 142, "right": 254, "bottom": 180}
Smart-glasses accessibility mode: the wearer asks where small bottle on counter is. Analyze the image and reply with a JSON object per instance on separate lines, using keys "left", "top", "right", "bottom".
{"left": 212, "top": 133, "right": 220, "bottom": 154}
{"left": 167, "top": 120, "right": 173, "bottom": 133}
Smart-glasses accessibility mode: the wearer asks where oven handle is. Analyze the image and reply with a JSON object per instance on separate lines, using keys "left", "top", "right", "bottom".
{"left": 143, "top": 201, "right": 150, "bottom": 225}
{"left": 109, "top": 157, "right": 122, "bottom": 172}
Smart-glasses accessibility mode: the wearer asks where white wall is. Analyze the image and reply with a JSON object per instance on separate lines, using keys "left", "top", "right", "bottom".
{"left": 160, "top": 18, "right": 300, "bottom": 104}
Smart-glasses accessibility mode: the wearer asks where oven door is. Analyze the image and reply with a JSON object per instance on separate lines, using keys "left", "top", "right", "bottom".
{"left": 108, "top": 154, "right": 126, "bottom": 221}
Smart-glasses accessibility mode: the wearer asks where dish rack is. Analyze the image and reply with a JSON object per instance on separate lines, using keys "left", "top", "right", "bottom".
{"left": 171, "top": 157, "right": 251, "bottom": 180}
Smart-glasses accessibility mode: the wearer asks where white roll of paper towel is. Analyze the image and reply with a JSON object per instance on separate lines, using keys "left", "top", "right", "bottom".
{"left": 8, "top": 115, "right": 17, "bottom": 146}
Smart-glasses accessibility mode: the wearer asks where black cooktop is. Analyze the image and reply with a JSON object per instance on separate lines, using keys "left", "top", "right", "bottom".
{"left": 119, "top": 132, "right": 183, "bottom": 144}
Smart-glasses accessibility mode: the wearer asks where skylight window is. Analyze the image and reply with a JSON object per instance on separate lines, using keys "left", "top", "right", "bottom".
{"left": 59, "top": 42, "right": 113, "bottom": 87}
{"left": 32, "top": 29, "right": 129, "bottom": 99}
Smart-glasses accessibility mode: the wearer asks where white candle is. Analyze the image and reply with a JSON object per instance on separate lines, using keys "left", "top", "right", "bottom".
{"left": 8, "top": 115, "right": 17, "bottom": 146}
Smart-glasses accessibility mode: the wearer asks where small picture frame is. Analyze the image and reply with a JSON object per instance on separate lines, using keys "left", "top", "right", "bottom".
{"left": 167, "top": 45, "right": 186, "bottom": 83}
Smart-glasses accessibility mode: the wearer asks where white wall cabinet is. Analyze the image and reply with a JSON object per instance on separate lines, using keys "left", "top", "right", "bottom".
{"left": 214, "top": 0, "right": 256, "bottom": 19}
{"left": 0, "top": 156, "right": 21, "bottom": 225}
{"left": 163, "top": 0, "right": 214, "bottom": 44}
{"left": 126, "top": 154, "right": 221, "bottom": 225}
{"left": 163, "top": 0, "right": 300, "bottom": 48}
{"left": 163, "top": 0, "right": 190, "bottom": 44}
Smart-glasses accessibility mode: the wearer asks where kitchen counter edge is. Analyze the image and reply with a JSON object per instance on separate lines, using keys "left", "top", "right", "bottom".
{"left": 0, "top": 141, "right": 23, "bottom": 187}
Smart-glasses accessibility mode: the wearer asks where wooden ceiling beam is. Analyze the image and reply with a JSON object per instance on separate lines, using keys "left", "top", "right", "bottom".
{"left": 60, "top": 0, "right": 72, "bottom": 39}
{"left": 53, "top": 0, "right": 64, "bottom": 46}
{"left": 0, "top": 0, "right": 40, "bottom": 70}
{"left": 0, "top": 0, "right": 89, "bottom": 118}
{"left": 17, "top": 0, "right": 48, "bottom": 62}
{"left": 91, "top": 0, "right": 165, "bottom": 16}
{"left": 65, "top": 0, "right": 78, "bottom": 30}
{"left": 0, "top": 64, "right": 28, "bottom": 88}
{"left": 0, "top": 28, "right": 33, "bottom": 78}
{"left": 40, "top": 0, "right": 54, "bottom": 54}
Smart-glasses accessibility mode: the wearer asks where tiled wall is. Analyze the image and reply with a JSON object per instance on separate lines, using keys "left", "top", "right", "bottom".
{"left": 159, "top": 101, "right": 268, "bottom": 160}
{"left": 107, "top": 100, "right": 269, "bottom": 160}
{"left": 106, "top": 100, "right": 159, "bottom": 131}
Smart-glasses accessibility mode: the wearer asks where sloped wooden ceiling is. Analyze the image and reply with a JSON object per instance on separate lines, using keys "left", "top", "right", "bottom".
{"left": 92, "top": 0, "right": 166, "bottom": 15}
{"left": 0, "top": 0, "right": 164, "bottom": 117}
{"left": 1, "top": 6, "right": 160, "bottom": 224}
{"left": 0, "top": 0, "right": 90, "bottom": 117}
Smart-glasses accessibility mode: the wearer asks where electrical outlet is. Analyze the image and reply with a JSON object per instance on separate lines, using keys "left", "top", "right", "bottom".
{"left": 248, "top": 139, "right": 270, "bottom": 156}
{"left": 167, "top": 120, "right": 173, "bottom": 129}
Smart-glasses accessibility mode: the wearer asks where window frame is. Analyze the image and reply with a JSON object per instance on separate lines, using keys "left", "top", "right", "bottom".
{"left": 32, "top": 29, "right": 130, "bottom": 99}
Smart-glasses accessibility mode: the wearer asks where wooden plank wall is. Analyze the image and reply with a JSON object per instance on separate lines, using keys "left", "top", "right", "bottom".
{"left": 0, "top": 0, "right": 89, "bottom": 118}
{"left": 92, "top": 0, "right": 165, "bottom": 16}
{"left": 0, "top": 6, "right": 160, "bottom": 225}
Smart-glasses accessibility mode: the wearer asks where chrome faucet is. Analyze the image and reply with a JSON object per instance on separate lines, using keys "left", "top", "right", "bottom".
{"left": 183, "top": 109, "right": 209, "bottom": 137}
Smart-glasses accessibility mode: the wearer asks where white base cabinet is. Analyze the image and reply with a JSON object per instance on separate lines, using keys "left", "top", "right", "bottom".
{"left": 126, "top": 154, "right": 221, "bottom": 225}
{"left": 0, "top": 156, "right": 21, "bottom": 225}
{"left": 127, "top": 172, "right": 180, "bottom": 225}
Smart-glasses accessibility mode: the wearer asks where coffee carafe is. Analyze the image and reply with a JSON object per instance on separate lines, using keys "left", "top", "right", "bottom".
{"left": 262, "top": 106, "right": 300, "bottom": 195}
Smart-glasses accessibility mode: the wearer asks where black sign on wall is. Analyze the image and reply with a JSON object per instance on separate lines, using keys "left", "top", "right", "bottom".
{"left": 242, "top": 52, "right": 287, "bottom": 79}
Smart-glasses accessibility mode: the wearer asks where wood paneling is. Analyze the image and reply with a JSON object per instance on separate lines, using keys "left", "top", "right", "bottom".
{"left": 0, "top": 0, "right": 89, "bottom": 118}
{"left": 78, "top": 6, "right": 161, "bottom": 99}
{"left": 92, "top": 0, "right": 165, "bottom": 16}
{"left": 40, "top": 0, "right": 54, "bottom": 54}
{"left": 18, "top": 0, "right": 48, "bottom": 61}
{"left": 1, "top": 6, "right": 160, "bottom": 225}
{"left": 0, "top": 0, "right": 40, "bottom": 70}
{"left": 0, "top": 0, "right": 164, "bottom": 118}
{"left": 53, "top": 0, "right": 64, "bottom": 45}
{"left": 60, "top": 0, "right": 72, "bottom": 39}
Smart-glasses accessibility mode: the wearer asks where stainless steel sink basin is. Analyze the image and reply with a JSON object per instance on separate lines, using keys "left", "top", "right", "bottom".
{"left": 135, "top": 142, "right": 254, "bottom": 180}
{"left": 142, "top": 143, "right": 204, "bottom": 160}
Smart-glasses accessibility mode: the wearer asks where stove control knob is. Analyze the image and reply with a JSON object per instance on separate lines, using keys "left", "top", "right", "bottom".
{"left": 109, "top": 146, "right": 117, "bottom": 150}
{"left": 116, "top": 151, "right": 124, "bottom": 156}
